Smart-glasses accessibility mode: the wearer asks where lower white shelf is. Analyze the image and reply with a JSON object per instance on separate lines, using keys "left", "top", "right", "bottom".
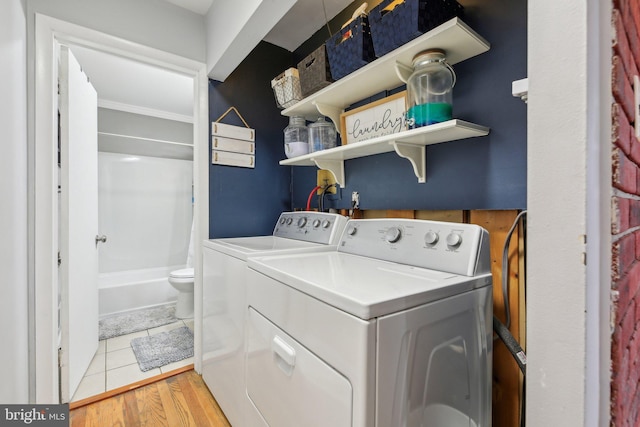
{"left": 279, "top": 119, "right": 489, "bottom": 186}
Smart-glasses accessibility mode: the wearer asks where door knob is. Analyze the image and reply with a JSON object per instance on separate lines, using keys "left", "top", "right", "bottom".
{"left": 95, "top": 235, "right": 107, "bottom": 245}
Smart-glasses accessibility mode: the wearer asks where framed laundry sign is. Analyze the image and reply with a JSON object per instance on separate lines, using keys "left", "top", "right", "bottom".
{"left": 340, "top": 91, "right": 407, "bottom": 145}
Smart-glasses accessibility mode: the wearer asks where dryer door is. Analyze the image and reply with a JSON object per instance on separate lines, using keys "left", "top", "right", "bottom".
{"left": 376, "top": 286, "right": 492, "bottom": 427}
{"left": 246, "top": 307, "right": 353, "bottom": 427}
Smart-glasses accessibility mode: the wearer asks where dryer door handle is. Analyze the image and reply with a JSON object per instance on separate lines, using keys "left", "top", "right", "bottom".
{"left": 272, "top": 335, "right": 296, "bottom": 375}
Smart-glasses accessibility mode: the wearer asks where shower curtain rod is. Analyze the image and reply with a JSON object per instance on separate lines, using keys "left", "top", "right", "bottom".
{"left": 98, "top": 131, "right": 192, "bottom": 147}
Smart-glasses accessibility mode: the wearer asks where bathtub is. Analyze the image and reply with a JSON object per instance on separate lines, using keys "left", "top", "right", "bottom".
{"left": 99, "top": 266, "right": 182, "bottom": 317}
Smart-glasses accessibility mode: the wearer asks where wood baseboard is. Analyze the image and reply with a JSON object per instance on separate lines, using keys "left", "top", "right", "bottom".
{"left": 69, "top": 364, "right": 195, "bottom": 410}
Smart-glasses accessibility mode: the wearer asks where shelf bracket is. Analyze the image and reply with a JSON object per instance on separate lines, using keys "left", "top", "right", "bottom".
{"left": 392, "top": 142, "right": 426, "bottom": 183}
{"left": 395, "top": 61, "right": 413, "bottom": 83}
{"left": 312, "top": 159, "right": 345, "bottom": 188}
{"left": 312, "top": 102, "right": 343, "bottom": 133}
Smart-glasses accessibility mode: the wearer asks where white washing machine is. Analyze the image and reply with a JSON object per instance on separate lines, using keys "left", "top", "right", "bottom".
{"left": 201, "top": 211, "right": 348, "bottom": 427}
{"left": 245, "top": 218, "right": 493, "bottom": 427}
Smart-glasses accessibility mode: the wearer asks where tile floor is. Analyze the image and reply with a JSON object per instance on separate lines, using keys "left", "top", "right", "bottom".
{"left": 71, "top": 318, "right": 195, "bottom": 403}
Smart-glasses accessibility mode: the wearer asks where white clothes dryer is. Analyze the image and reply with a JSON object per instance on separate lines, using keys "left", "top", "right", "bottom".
{"left": 245, "top": 218, "right": 493, "bottom": 427}
{"left": 201, "top": 211, "right": 348, "bottom": 427}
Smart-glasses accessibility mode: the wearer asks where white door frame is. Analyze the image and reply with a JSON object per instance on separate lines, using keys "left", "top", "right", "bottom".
{"left": 33, "top": 14, "right": 209, "bottom": 403}
{"left": 526, "top": 0, "right": 611, "bottom": 425}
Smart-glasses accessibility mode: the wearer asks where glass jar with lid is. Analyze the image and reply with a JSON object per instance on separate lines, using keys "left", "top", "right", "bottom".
{"left": 308, "top": 117, "right": 337, "bottom": 153}
{"left": 406, "top": 48, "right": 456, "bottom": 129}
{"left": 283, "top": 116, "right": 308, "bottom": 158}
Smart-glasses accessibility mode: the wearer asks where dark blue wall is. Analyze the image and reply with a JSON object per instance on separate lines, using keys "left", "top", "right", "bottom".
{"left": 291, "top": 0, "right": 527, "bottom": 211}
{"left": 208, "top": 42, "right": 293, "bottom": 238}
{"left": 209, "top": 0, "right": 527, "bottom": 236}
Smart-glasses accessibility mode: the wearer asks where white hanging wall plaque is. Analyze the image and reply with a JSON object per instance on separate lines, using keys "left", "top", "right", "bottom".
{"left": 212, "top": 136, "right": 255, "bottom": 155}
{"left": 212, "top": 150, "right": 255, "bottom": 168}
{"left": 211, "top": 120, "right": 255, "bottom": 168}
{"left": 212, "top": 122, "right": 255, "bottom": 141}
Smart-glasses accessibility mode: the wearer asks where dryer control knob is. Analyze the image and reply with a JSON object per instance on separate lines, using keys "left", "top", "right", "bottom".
{"left": 385, "top": 227, "right": 402, "bottom": 243}
{"left": 313, "top": 219, "right": 321, "bottom": 228}
{"left": 279, "top": 217, "right": 286, "bottom": 225}
{"left": 446, "top": 232, "right": 462, "bottom": 247}
{"left": 424, "top": 231, "right": 439, "bottom": 245}
{"left": 347, "top": 225, "right": 357, "bottom": 236}
{"left": 297, "top": 217, "right": 307, "bottom": 228}
{"left": 322, "top": 220, "right": 331, "bottom": 229}
{"left": 286, "top": 217, "right": 293, "bottom": 225}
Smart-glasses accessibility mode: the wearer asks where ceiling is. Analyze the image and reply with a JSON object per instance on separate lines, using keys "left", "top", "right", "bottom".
{"left": 166, "top": 0, "right": 353, "bottom": 52}
{"left": 69, "top": 44, "right": 195, "bottom": 121}
{"left": 262, "top": 0, "right": 354, "bottom": 52}
{"left": 163, "top": 0, "right": 214, "bottom": 15}
{"left": 71, "top": 0, "right": 353, "bottom": 121}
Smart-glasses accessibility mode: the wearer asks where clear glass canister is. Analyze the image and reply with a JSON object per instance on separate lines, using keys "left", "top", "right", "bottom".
{"left": 406, "top": 49, "right": 456, "bottom": 129}
{"left": 308, "top": 117, "right": 337, "bottom": 153}
{"left": 283, "top": 116, "right": 308, "bottom": 158}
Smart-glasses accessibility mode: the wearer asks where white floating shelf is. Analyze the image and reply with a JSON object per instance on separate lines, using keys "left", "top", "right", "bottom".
{"left": 280, "top": 120, "right": 490, "bottom": 186}
{"left": 282, "top": 17, "right": 490, "bottom": 125}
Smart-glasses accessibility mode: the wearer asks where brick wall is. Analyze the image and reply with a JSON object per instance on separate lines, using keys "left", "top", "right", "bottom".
{"left": 612, "top": 0, "right": 640, "bottom": 424}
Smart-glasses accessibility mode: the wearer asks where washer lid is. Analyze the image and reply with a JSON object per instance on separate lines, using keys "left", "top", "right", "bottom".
{"left": 203, "top": 236, "right": 327, "bottom": 260}
{"left": 248, "top": 252, "right": 492, "bottom": 320}
{"left": 170, "top": 268, "right": 194, "bottom": 279}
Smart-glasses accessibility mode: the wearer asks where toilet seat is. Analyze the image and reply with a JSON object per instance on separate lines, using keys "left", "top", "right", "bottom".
{"left": 169, "top": 268, "right": 194, "bottom": 281}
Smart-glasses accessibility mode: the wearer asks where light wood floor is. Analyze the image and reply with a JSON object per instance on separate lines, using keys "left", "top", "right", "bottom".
{"left": 70, "top": 369, "right": 231, "bottom": 426}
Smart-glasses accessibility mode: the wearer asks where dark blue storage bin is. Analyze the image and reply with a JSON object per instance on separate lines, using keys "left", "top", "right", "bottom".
{"left": 369, "top": 0, "right": 464, "bottom": 58}
{"left": 325, "top": 15, "right": 376, "bottom": 81}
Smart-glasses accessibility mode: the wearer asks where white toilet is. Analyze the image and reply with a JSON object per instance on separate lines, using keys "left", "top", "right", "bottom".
{"left": 168, "top": 220, "right": 195, "bottom": 319}
{"left": 168, "top": 267, "right": 194, "bottom": 319}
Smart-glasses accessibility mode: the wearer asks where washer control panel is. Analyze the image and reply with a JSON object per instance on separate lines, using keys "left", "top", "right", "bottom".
{"left": 339, "top": 219, "right": 491, "bottom": 276}
{"left": 273, "top": 212, "right": 348, "bottom": 245}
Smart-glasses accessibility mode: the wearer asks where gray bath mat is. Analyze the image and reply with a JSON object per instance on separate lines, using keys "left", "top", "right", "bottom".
{"left": 99, "top": 305, "right": 177, "bottom": 340}
{"left": 131, "top": 326, "right": 194, "bottom": 372}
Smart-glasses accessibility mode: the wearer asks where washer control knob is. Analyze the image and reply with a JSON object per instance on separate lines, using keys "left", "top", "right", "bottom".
{"left": 297, "top": 217, "right": 307, "bottom": 228}
{"left": 424, "top": 231, "right": 439, "bottom": 245}
{"left": 286, "top": 217, "right": 293, "bottom": 225}
{"left": 347, "top": 225, "right": 357, "bottom": 236}
{"left": 446, "top": 232, "right": 463, "bottom": 247}
{"left": 313, "top": 219, "right": 321, "bottom": 228}
{"left": 322, "top": 220, "right": 331, "bottom": 229}
{"left": 385, "top": 227, "right": 402, "bottom": 243}
{"left": 279, "top": 217, "right": 286, "bottom": 225}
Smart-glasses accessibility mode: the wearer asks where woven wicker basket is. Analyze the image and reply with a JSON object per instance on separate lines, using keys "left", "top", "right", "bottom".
{"left": 369, "top": 0, "right": 464, "bottom": 58}
{"left": 325, "top": 15, "right": 376, "bottom": 81}
{"left": 271, "top": 68, "right": 303, "bottom": 109}
{"left": 297, "top": 45, "right": 334, "bottom": 97}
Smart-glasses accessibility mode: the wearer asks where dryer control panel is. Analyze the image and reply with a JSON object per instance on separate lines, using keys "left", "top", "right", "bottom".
{"left": 273, "top": 212, "right": 348, "bottom": 245}
{"left": 339, "top": 219, "right": 491, "bottom": 277}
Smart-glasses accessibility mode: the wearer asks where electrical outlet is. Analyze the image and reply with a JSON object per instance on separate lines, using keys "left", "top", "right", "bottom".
{"left": 317, "top": 169, "right": 337, "bottom": 194}
{"left": 351, "top": 191, "right": 360, "bottom": 209}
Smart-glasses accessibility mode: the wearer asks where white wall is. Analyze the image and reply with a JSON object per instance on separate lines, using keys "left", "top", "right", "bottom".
{"left": 206, "top": 0, "right": 296, "bottom": 81}
{"left": 27, "top": 0, "right": 206, "bottom": 63}
{"left": 0, "top": 0, "right": 29, "bottom": 404}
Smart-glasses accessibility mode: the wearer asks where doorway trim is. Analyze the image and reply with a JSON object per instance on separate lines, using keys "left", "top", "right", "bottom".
{"left": 33, "top": 14, "right": 209, "bottom": 403}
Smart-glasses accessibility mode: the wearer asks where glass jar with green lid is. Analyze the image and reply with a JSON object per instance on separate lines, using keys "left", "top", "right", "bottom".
{"left": 406, "top": 49, "right": 456, "bottom": 129}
